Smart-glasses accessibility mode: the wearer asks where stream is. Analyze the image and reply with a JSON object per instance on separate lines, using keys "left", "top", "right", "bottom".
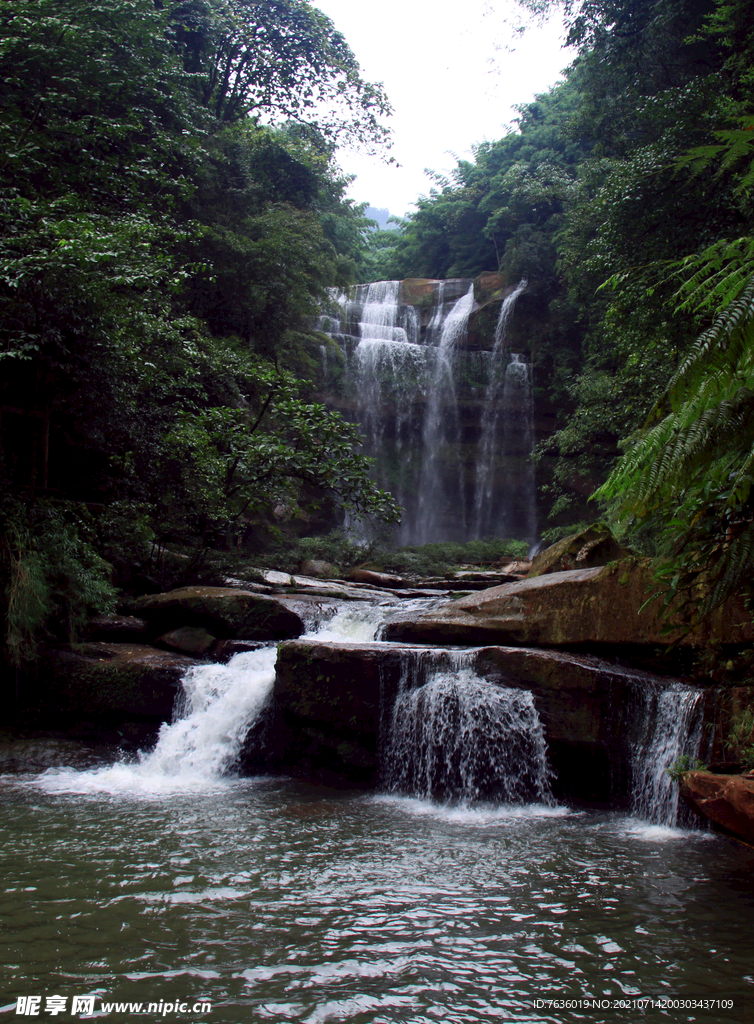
{"left": 1, "top": 594, "right": 753, "bottom": 1022}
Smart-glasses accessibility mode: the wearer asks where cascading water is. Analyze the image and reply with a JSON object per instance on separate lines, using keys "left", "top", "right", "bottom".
{"left": 358, "top": 280, "right": 420, "bottom": 345}
{"left": 319, "top": 277, "right": 537, "bottom": 545}
{"left": 629, "top": 683, "right": 705, "bottom": 826}
{"left": 414, "top": 283, "right": 475, "bottom": 543}
{"left": 501, "top": 353, "right": 537, "bottom": 541}
{"left": 38, "top": 649, "right": 279, "bottom": 796}
{"left": 472, "top": 279, "right": 531, "bottom": 540}
{"left": 36, "top": 596, "right": 443, "bottom": 798}
{"left": 338, "top": 281, "right": 427, "bottom": 539}
{"left": 383, "top": 650, "right": 554, "bottom": 805}
{"left": 354, "top": 284, "right": 424, "bottom": 450}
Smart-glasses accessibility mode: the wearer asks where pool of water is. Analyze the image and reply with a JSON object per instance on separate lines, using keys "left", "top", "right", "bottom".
{"left": 1, "top": 774, "right": 753, "bottom": 1023}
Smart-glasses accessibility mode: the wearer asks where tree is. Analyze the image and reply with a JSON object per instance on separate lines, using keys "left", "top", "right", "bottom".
{"left": 169, "top": 0, "right": 391, "bottom": 146}
{"left": 0, "top": 0, "right": 396, "bottom": 667}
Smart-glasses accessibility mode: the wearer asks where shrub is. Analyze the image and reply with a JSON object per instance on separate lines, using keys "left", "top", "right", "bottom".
{"left": 0, "top": 499, "right": 117, "bottom": 667}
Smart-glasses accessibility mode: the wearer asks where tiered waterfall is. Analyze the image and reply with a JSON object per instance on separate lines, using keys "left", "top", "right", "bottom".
{"left": 319, "top": 278, "right": 535, "bottom": 545}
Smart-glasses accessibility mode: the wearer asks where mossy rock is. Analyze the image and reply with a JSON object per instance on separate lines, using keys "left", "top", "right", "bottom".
{"left": 126, "top": 586, "right": 304, "bottom": 641}
{"left": 36, "top": 643, "right": 196, "bottom": 721}
{"left": 156, "top": 626, "right": 217, "bottom": 657}
{"left": 529, "top": 525, "right": 632, "bottom": 577}
{"left": 398, "top": 278, "right": 439, "bottom": 308}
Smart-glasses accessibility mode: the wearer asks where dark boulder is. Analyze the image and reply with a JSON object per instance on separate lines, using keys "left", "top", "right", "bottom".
{"left": 29, "top": 642, "right": 198, "bottom": 745}
{"left": 212, "top": 639, "right": 268, "bottom": 662}
{"left": 127, "top": 585, "right": 305, "bottom": 641}
{"left": 84, "top": 614, "right": 151, "bottom": 643}
{"left": 349, "top": 568, "right": 410, "bottom": 589}
{"left": 266, "top": 638, "right": 691, "bottom": 801}
{"left": 156, "top": 626, "right": 217, "bottom": 657}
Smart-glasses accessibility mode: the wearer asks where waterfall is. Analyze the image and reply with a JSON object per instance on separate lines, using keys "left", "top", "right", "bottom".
{"left": 494, "top": 278, "right": 527, "bottom": 347}
{"left": 501, "top": 353, "right": 537, "bottom": 542}
{"left": 413, "top": 284, "right": 475, "bottom": 543}
{"left": 343, "top": 281, "right": 427, "bottom": 538}
{"left": 318, "top": 277, "right": 536, "bottom": 545}
{"left": 358, "top": 280, "right": 420, "bottom": 345}
{"left": 629, "top": 683, "right": 705, "bottom": 826}
{"left": 38, "top": 649, "right": 278, "bottom": 795}
{"left": 383, "top": 651, "right": 554, "bottom": 805}
{"left": 472, "top": 280, "right": 531, "bottom": 540}
{"left": 38, "top": 599, "right": 444, "bottom": 798}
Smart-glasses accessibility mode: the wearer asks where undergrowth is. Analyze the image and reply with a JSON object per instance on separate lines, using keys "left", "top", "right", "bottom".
{"left": 265, "top": 531, "right": 530, "bottom": 578}
{"left": 1, "top": 498, "right": 117, "bottom": 668}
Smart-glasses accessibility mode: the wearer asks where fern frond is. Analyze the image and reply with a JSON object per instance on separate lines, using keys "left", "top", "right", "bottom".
{"left": 671, "top": 239, "right": 754, "bottom": 313}
{"left": 669, "top": 277, "right": 754, "bottom": 398}
{"left": 702, "top": 528, "right": 754, "bottom": 620}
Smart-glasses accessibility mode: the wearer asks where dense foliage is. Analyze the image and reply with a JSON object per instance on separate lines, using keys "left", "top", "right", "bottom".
{"left": 5, "top": 0, "right": 754, "bottom": 664}
{"left": 363, "top": 0, "right": 754, "bottom": 619}
{"left": 0, "top": 0, "right": 396, "bottom": 665}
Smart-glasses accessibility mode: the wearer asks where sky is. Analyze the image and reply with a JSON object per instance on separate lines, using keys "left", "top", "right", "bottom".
{"left": 313, "top": 0, "right": 574, "bottom": 218}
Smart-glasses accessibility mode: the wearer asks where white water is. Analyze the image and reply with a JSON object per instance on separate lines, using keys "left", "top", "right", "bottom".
{"left": 320, "top": 278, "right": 538, "bottom": 545}
{"left": 353, "top": 336, "right": 426, "bottom": 486}
{"left": 35, "top": 598, "right": 411, "bottom": 798}
{"left": 630, "top": 684, "right": 705, "bottom": 826}
{"left": 37, "top": 649, "right": 278, "bottom": 796}
{"left": 372, "top": 793, "right": 570, "bottom": 825}
{"left": 414, "top": 283, "right": 475, "bottom": 542}
{"left": 39, "top": 590, "right": 707, "bottom": 824}
{"left": 494, "top": 277, "right": 527, "bottom": 348}
{"left": 345, "top": 281, "right": 427, "bottom": 539}
{"left": 358, "top": 280, "right": 419, "bottom": 345}
{"left": 35, "top": 597, "right": 446, "bottom": 799}
{"left": 384, "top": 650, "right": 554, "bottom": 806}
{"left": 472, "top": 280, "right": 529, "bottom": 539}
{"left": 501, "top": 352, "right": 537, "bottom": 542}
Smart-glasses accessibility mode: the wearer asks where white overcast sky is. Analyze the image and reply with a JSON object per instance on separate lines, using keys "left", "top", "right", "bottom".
{"left": 312, "top": 0, "right": 573, "bottom": 217}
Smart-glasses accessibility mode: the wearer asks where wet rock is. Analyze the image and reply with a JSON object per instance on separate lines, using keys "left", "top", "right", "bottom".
{"left": 0, "top": 733, "right": 122, "bottom": 773}
{"left": 127, "top": 585, "right": 305, "bottom": 641}
{"left": 398, "top": 278, "right": 470, "bottom": 308}
{"left": 680, "top": 771, "right": 754, "bottom": 842}
{"left": 157, "top": 626, "right": 216, "bottom": 657}
{"left": 212, "top": 639, "right": 268, "bottom": 662}
{"left": 449, "top": 569, "right": 525, "bottom": 588}
{"left": 270, "top": 640, "right": 426, "bottom": 785}
{"left": 383, "top": 560, "right": 754, "bottom": 650}
{"left": 498, "top": 560, "right": 531, "bottom": 575}
{"left": 35, "top": 643, "right": 197, "bottom": 724}
{"left": 268, "top": 639, "right": 685, "bottom": 800}
{"left": 702, "top": 685, "right": 754, "bottom": 764}
{"left": 349, "top": 568, "right": 410, "bottom": 589}
{"left": 473, "top": 271, "right": 508, "bottom": 303}
{"left": 261, "top": 570, "right": 294, "bottom": 586}
{"left": 84, "top": 615, "right": 151, "bottom": 643}
{"left": 529, "top": 525, "right": 631, "bottom": 577}
{"left": 275, "top": 593, "right": 344, "bottom": 633}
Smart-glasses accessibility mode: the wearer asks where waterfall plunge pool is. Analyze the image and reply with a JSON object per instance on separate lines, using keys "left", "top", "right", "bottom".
{"left": 1, "top": 778, "right": 753, "bottom": 1023}
{"left": 2, "top": 594, "right": 754, "bottom": 1022}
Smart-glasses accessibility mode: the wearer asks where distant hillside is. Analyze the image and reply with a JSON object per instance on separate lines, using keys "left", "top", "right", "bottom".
{"left": 364, "top": 206, "right": 400, "bottom": 230}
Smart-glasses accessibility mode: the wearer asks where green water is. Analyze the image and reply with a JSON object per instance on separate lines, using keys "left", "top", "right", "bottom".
{"left": 1, "top": 775, "right": 752, "bottom": 1023}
